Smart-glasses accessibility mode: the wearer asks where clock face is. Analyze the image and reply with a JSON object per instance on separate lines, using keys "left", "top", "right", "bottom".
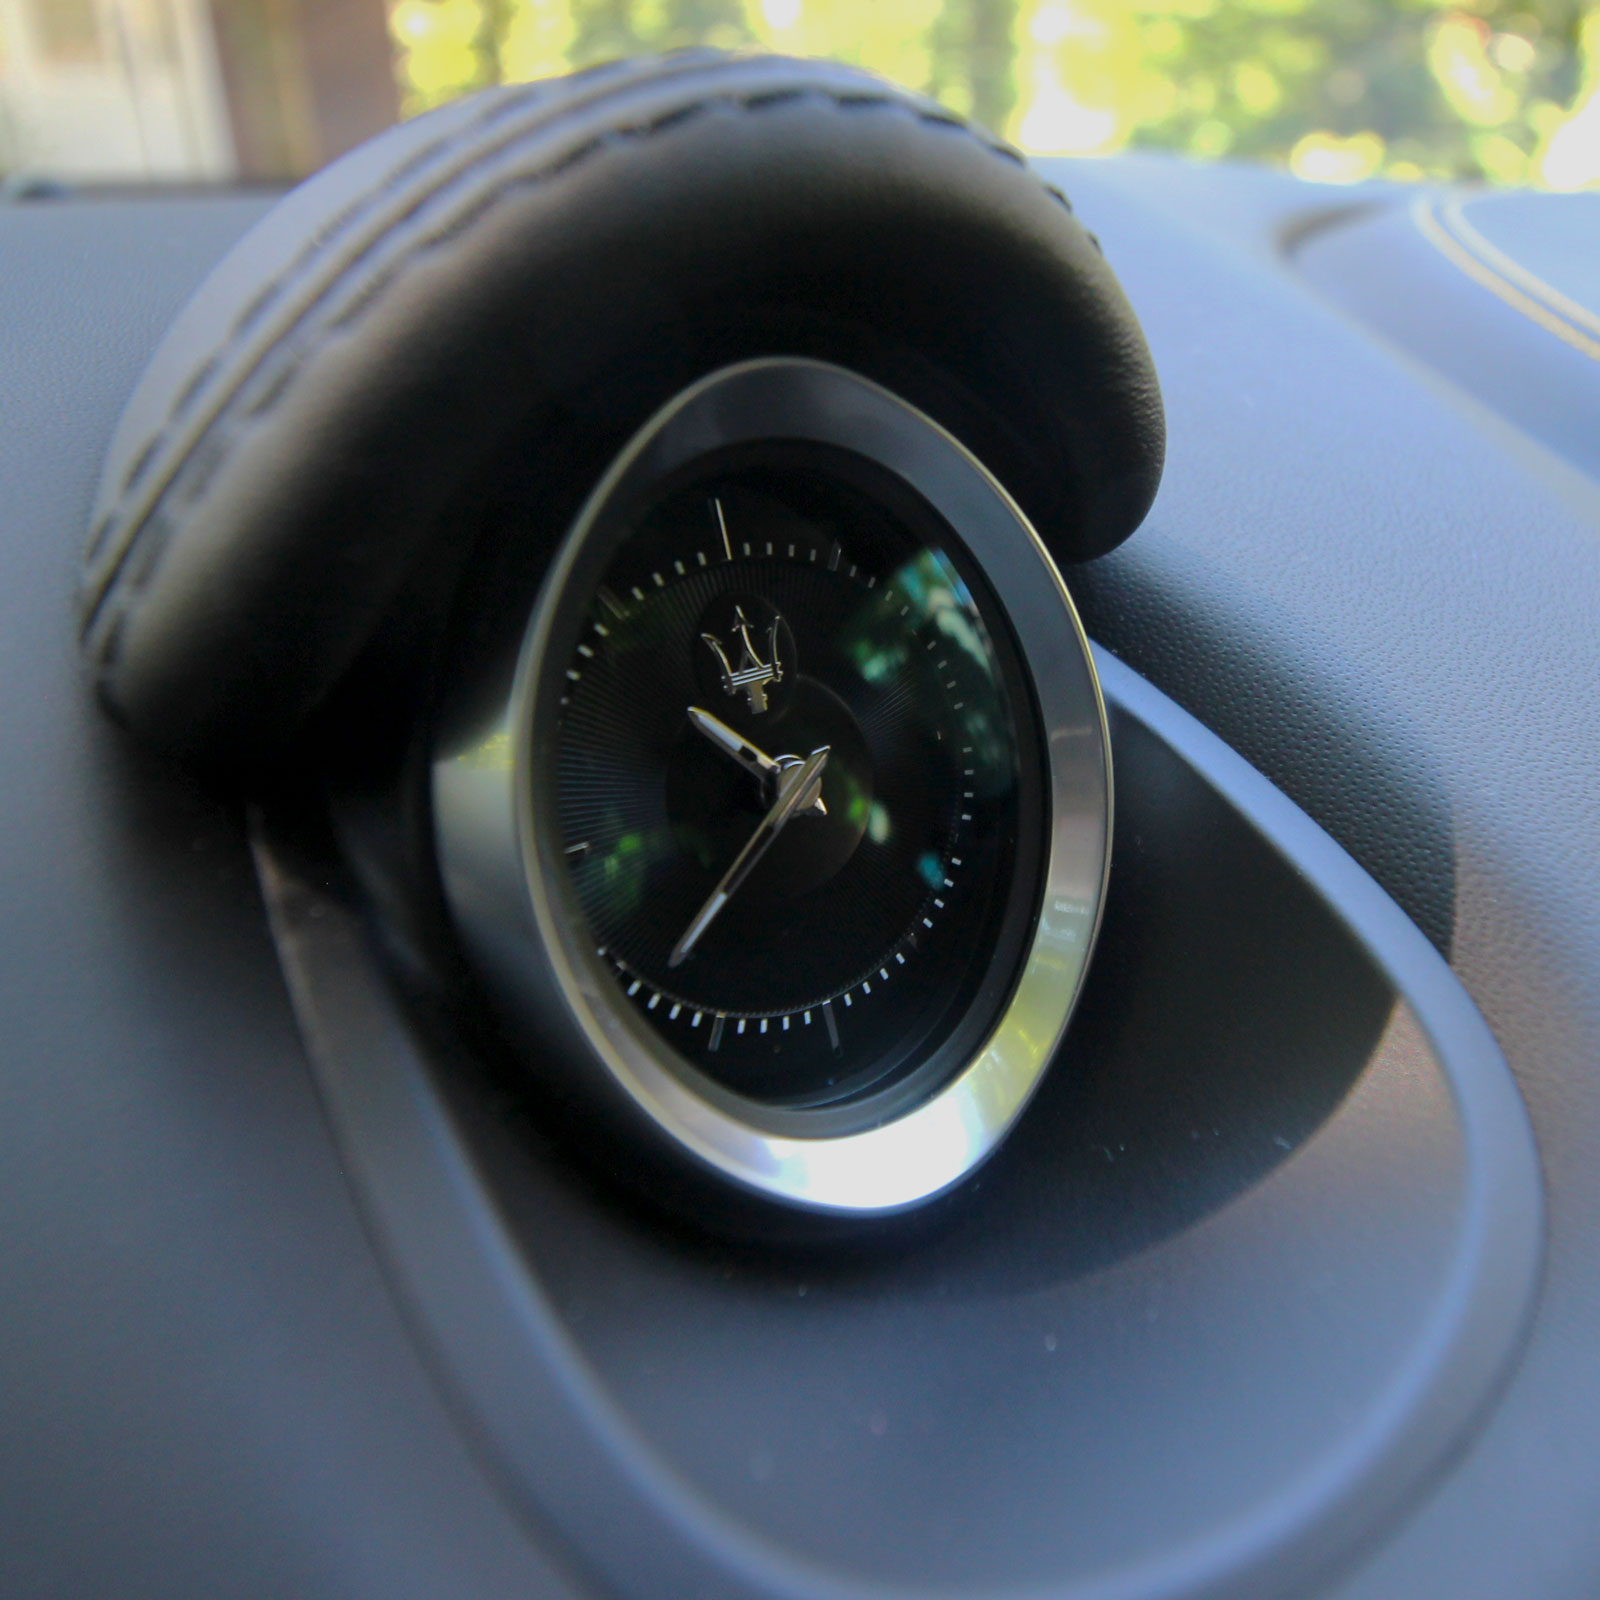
{"left": 434, "top": 358, "right": 1110, "bottom": 1214}
{"left": 550, "top": 451, "right": 1043, "bottom": 1113}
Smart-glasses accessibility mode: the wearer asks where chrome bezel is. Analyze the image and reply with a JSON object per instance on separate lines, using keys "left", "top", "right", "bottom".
{"left": 433, "top": 359, "right": 1111, "bottom": 1214}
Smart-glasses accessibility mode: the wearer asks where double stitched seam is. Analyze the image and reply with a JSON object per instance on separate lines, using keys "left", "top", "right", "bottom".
{"left": 80, "top": 50, "right": 719, "bottom": 587}
{"left": 1413, "top": 195, "right": 1600, "bottom": 366}
{"left": 85, "top": 81, "right": 1070, "bottom": 679}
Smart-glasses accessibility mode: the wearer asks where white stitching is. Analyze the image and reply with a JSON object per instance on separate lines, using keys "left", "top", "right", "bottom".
{"left": 84, "top": 70, "right": 1061, "bottom": 671}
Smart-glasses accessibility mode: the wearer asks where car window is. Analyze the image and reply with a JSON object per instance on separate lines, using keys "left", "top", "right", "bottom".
{"left": 1, "top": 1, "right": 1595, "bottom": 189}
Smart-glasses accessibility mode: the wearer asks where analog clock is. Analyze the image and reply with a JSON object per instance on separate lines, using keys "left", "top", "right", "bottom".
{"left": 434, "top": 358, "right": 1111, "bottom": 1214}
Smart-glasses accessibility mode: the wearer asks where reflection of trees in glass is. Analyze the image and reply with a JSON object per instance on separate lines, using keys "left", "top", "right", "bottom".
{"left": 388, "top": 0, "right": 1600, "bottom": 187}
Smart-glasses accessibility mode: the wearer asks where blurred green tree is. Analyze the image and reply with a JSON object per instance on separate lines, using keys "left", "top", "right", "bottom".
{"left": 387, "top": 0, "right": 1600, "bottom": 186}
{"left": 565, "top": 0, "right": 754, "bottom": 63}
{"left": 1043, "top": 0, "right": 1594, "bottom": 183}
{"left": 929, "top": 0, "right": 1022, "bottom": 132}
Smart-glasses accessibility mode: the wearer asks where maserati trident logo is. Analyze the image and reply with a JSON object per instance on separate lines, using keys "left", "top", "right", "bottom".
{"left": 701, "top": 605, "right": 784, "bottom": 715}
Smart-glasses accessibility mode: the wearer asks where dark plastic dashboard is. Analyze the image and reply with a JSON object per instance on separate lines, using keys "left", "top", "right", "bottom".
{"left": 2, "top": 153, "right": 1598, "bottom": 1600}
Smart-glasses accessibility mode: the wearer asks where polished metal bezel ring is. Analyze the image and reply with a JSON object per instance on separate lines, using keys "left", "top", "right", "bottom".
{"left": 433, "top": 358, "right": 1112, "bottom": 1214}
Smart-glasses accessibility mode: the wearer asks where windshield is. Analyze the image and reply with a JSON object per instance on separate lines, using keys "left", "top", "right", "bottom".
{"left": 1, "top": 1, "right": 1595, "bottom": 189}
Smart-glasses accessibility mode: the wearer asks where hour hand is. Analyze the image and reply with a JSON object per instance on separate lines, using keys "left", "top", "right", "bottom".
{"left": 686, "top": 705, "right": 826, "bottom": 817}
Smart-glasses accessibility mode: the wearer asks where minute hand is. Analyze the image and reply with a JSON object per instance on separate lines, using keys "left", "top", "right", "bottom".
{"left": 668, "top": 745, "right": 830, "bottom": 969}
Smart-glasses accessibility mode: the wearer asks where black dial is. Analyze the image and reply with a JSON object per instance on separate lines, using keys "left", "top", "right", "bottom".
{"left": 435, "top": 358, "right": 1111, "bottom": 1213}
{"left": 552, "top": 450, "right": 1043, "bottom": 1111}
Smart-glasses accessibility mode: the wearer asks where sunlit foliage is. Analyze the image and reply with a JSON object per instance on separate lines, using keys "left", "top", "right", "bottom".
{"left": 387, "top": 0, "right": 1600, "bottom": 185}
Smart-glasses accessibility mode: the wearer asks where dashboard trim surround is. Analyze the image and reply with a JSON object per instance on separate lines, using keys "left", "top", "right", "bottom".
{"left": 255, "top": 645, "right": 1542, "bottom": 1600}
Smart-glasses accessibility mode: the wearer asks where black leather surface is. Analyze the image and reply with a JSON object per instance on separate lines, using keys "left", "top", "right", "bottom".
{"left": 7, "top": 152, "right": 1600, "bottom": 1600}
{"left": 1053, "top": 154, "right": 1600, "bottom": 1600}
{"left": 0, "top": 197, "right": 573, "bottom": 1600}
{"left": 1295, "top": 189, "right": 1600, "bottom": 485}
{"left": 80, "top": 51, "right": 1162, "bottom": 763}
